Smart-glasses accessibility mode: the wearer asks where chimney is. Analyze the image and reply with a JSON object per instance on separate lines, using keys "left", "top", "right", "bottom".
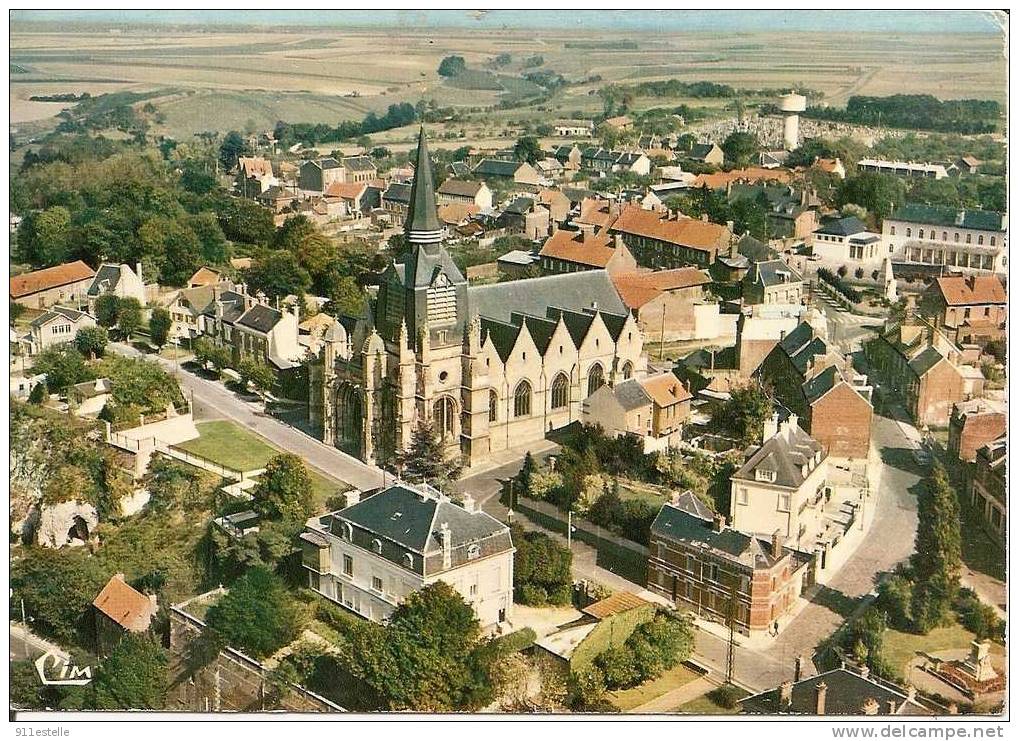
{"left": 770, "top": 529, "right": 784, "bottom": 559}
{"left": 712, "top": 512, "right": 726, "bottom": 532}
{"left": 861, "top": 697, "right": 880, "bottom": 715}
{"left": 670, "top": 491, "right": 682, "bottom": 505}
{"left": 342, "top": 490, "right": 361, "bottom": 509}
{"left": 614, "top": 233, "right": 624, "bottom": 250}
{"left": 778, "top": 681, "right": 793, "bottom": 709}
{"left": 886, "top": 699, "right": 898, "bottom": 714}
{"left": 763, "top": 412, "right": 780, "bottom": 441}
{"left": 858, "top": 665, "right": 870, "bottom": 679}
{"left": 726, "top": 219, "right": 735, "bottom": 233}
{"left": 461, "top": 494, "right": 478, "bottom": 513}
{"left": 814, "top": 682, "right": 827, "bottom": 715}
{"left": 786, "top": 413, "right": 798, "bottom": 434}
{"left": 439, "top": 522, "right": 452, "bottom": 569}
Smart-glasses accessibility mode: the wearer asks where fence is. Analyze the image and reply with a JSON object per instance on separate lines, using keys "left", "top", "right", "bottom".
{"left": 105, "top": 427, "right": 263, "bottom": 483}
{"left": 514, "top": 494, "right": 649, "bottom": 585}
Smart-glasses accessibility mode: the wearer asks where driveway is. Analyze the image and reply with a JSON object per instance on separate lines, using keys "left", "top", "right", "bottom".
{"left": 109, "top": 343, "right": 385, "bottom": 492}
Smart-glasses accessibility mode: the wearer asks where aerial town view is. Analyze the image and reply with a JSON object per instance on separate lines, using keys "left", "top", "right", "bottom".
{"left": 7, "top": 8, "right": 1009, "bottom": 729}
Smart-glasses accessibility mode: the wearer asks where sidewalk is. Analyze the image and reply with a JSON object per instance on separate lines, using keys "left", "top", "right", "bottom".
{"left": 631, "top": 675, "right": 716, "bottom": 714}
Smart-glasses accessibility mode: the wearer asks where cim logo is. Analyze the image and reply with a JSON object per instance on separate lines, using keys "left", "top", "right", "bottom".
{"left": 35, "top": 651, "right": 93, "bottom": 686}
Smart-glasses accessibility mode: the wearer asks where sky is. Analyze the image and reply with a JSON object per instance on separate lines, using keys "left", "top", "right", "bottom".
{"left": 9, "top": 9, "right": 1005, "bottom": 34}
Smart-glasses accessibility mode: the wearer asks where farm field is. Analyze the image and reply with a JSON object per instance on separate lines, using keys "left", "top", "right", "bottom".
{"left": 9, "top": 24, "right": 1006, "bottom": 142}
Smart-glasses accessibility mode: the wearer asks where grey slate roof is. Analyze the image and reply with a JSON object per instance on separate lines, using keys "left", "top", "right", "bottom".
{"left": 503, "top": 197, "right": 535, "bottom": 215}
{"left": 802, "top": 365, "right": 840, "bottom": 403}
{"left": 749, "top": 259, "right": 803, "bottom": 287}
{"left": 237, "top": 304, "right": 283, "bottom": 334}
{"left": 732, "top": 423, "right": 825, "bottom": 490}
{"left": 87, "top": 264, "right": 124, "bottom": 296}
{"left": 405, "top": 127, "right": 442, "bottom": 234}
{"left": 612, "top": 378, "right": 652, "bottom": 411}
{"left": 908, "top": 346, "right": 946, "bottom": 376}
{"left": 383, "top": 182, "right": 412, "bottom": 204}
{"left": 689, "top": 143, "right": 719, "bottom": 160}
{"left": 334, "top": 484, "right": 511, "bottom": 560}
{"left": 816, "top": 216, "right": 869, "bottom": 237}
{"left": 474, "top": 159, "right": 523, "bottom": 178}
{"left": 437, "top": 178, "right": 484, "bottom": 198}
{"left": 650, "top": 492, "right": 786, "bottom": 569}
{"left": 467, "top": 270, "right": 627, "bottom": 323}
{"left": 30, "top": 305, "right": 89, "bottom": 327}
{"left": 342, "top": 155, "right": 376, "bottom": 172}
{"left": 890, "top": 203, "right": 1004, "bottom": 232}
{"left": 742, "top": 668, "right": 930, "bottom": 715}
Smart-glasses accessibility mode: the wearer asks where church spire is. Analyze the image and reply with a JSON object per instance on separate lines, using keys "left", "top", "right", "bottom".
{"left": 405, "top": 126, "right": 442, "bottom": 244}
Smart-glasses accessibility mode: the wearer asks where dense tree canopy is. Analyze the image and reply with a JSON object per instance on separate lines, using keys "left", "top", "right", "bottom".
{"left": 251, "top": 453, "right": 314, "bottom": 523}
{"left": 205, "top": 567, "right": 305, "bottom": 658}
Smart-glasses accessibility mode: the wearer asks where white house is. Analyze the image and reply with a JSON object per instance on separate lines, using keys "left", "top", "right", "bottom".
{"left": 882, "top": 204, "right": 1007, "bottom": 275}
{"left": 86, "top": 263, "right": 147, "bottom": 309}
{"left": 809, "top": 216, "right": 884, "bottom": 267}
{"left": 300, "top": 483, "right": 515, "bottom": 629}
{"left": 27, "top": 306, "right": 97, "bottom": 355}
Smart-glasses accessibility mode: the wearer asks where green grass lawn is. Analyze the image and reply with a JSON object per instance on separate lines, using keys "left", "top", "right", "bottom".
{"left": 678, "top": 685, "right": 749, "bottom": 715}
{"left": 176, "top": 420, "right": 347, "bottom": 508}
{"left": 607, "top": 664, "right": 700, "bottom": 712}
{"left": 882, "top": 619, "right": 1005, "bottom": 677}
{"left": 617, "top": 480, "right": 668, "bottom": 507}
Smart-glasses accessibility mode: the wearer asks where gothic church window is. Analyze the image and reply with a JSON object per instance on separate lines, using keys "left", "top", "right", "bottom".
{"left": 551, "top": 373, "right": 570, "bottom": 410}
{"left": 587, "top": 363, "right": 605, "bottom": 396}
{"left": 514, "top": 381, "right": 532, "bottom": 418}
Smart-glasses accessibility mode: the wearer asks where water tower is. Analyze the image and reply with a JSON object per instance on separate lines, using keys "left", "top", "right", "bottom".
{"left": 779, "top": 92, "right": 807, "bottom": 151}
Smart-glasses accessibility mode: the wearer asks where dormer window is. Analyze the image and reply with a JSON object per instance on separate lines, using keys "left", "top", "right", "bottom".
{"left": 467, "top": 543, "right": 481, "bottom": 560}
{"left": 756, "top": 468, "right": 777, "bottom": 483}
{"left": 371, "top": 538, "right": 382, "bottom": 554}
{"left": 342, "top": 522, "right": 353, "bottom": 541}
{"left": 403, "top": 553, "right": 414, "bottom": 569}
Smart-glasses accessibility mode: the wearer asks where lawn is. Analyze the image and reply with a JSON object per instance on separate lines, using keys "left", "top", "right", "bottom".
{"left": 607, "top": 663, "right": 700, "bottom": 712}
{"left": 882, "top": 619, "right": 1005, "bottom": 677}
{"left": 678, "top": 685, "right": 750, "bottom": 715}
{"left": 176, "top": 420, "right": 347, "bottom": 508}
{"left": 617, "top": 480, "right": 668, "bottom": 507}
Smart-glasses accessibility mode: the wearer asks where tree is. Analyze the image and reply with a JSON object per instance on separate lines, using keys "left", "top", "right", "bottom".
{"left": 116, "top": 297, "right": 142, "bottom": 340}
{"left": 204, "top": 567, "right": 304, "bottom": 658}
{"left": 910, "top": 463, "right": 962, "bottom": 632}
{"left": 94, "top": 294, "right": 121, "bottom": 329}
{"left": 10, "top": 300, "right": 26, "bottom": 324}
{"left": 718, "top": 384, "right": 774, "bottom": 445}
{"left": 21, "top": 205, "right": 72, "bottom": 266}
{"left": 238, "top": 358, "right": 276, "bottom": 400}
{"left": 251, "top": 453, "right": 314, "bottom": 523}
{"left": 144, "top": 456, "right": 203, "bottom": 513}
{"left": 437, "top": 55, "right": 467, "bottom": 78}
{"left": 512, "top": 526, "right": 572, "bottom": 606}
{"left": 28, "top": 380, "right": 48, "bottom": 404}
{"left": 218, "top": 196, "right": 275, "bottom": 245}
{"left": 32, "top": 346, "right": 93, "bottom": 393}
{"left": 395, "top": 419, "right": 462, "bottom": 488}
{"left": 148, "top": 308, "right": 172, "bottom": 349}
{"left": 74, "top": 325, "right": 109, "bottom": 359}
{"left": 836, "top": 173, "right": 906, "bottom": 221}
{"left": 245, "top": 250, "right": 312, "bottom": 300}
{"left": 193, "top": 337, "right": 231, "bottom": 373}
{"left": 218, "top": 130, "right": 248, "bottom": 170}
{"left": 722, "top": 131, "right": 760, "bottom": 168}
{"left": 339, "top": 581, "right": 498, "bottom": 710}
{"left": 90, "top": 635, "right": 168, "bottom": 710}
{"left": 322, "top": 275, "right": 365, "bottom": 317}
{"left": 513, "top": 135, "right": 542, "bottom": 165}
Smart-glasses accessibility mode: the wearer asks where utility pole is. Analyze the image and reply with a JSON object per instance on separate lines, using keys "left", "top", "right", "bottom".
{"left": 658, "top": 303, "right": 667, "bottom": 361}
{"left": 725, "top": 583, "right": 738, "bottom": 686}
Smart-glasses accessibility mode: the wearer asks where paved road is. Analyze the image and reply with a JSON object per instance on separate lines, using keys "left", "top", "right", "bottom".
{"left": 10, "top": 623, "right": 68, "bottom": 662}
{"left": 110, "top": 343, "right": 385, "bottom": 492}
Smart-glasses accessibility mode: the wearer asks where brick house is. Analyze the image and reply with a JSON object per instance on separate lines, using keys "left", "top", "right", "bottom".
{"left": 969, "top": 437, "right": 1005, "bottom": 544}
{"left": 647, "top": 491, "right": 812, "bottom": 636}
{"left": 539, "top": 229, "right": 637, "bottom": 275}
{"left": 300, "top": 484, "right": 514, "bottom": 628}
{"left": 948, "top": 399, "right": 1006, "bottom": 463}
{"left": 729, "top": 414, "right": 829, "bottom": 548}
{"left": 865, "top": 320, "right": 981, "bottom": 427}
{"left": 582, "top": 371, "right": 692, "bottom": 452}
{"left": 498, "top": 197, "right": 550, "bottom": 240}
{"left": 756, "top": 321, "right": 873, "bottom": 459}
{"left": 537, "top": 188, "right": 571, "bottom": 224}
{"left": 10, "top": 260, "right": 96, "bottom": 309}
{"left": 920, "top": 275, "right": 1007, "bottom": 348}
{"left": 611, "top": 266, "right": 716, "bottom": 342}
{"left": 608, "top": 204, "right": 734, "bottom": 269}
{"left": 92, "top": 573, "right": 158, "bottom": 657}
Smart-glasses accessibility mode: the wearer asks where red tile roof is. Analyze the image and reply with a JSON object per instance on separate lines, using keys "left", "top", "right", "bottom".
{"left": 189, "top": 266, "right": 222, "bottom": 287}
{"left": 539, "top": 230, "right": 618, "bottom": 268}
{"left": 324, "top": 181, "right": 367, "bottom": 200}
{"left": 640, "top": 372, "right": 692, "bottom": 407}
{"left": 934, "top": 276, "right": 1006, "bottom": 306}
{"left": 610, "top": 205, "right": 730, "bottom": 253}
{"left": 238, "top": 156, "right": 273, "bottom": 179}
{"left": 576, "top": 198, "right": 616, "bottom": 230}
{"left": 10, "top": 260, "right": 95, "bottom": 298}
{"left": 437, "top": 202, "right": 479, "bottom": 225}
{"left": 92, "top": 574, "right": 157, "bottom": 632}
{"left": 692, "top": 167, "right": 793, "bottom": 190}
{"left": 611, "top": 267, "right": 710, "bottom": 309}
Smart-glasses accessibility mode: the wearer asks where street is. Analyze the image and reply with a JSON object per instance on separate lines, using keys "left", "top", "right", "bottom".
{"left": 110, "top": 343, "right": 386, "bottom": 492}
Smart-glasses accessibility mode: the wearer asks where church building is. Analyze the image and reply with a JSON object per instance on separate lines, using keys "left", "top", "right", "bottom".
{"left": 309, "top": 128, "right": 647, "bottom": 468}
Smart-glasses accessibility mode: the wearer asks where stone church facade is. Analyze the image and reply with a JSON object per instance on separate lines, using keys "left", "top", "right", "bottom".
{"left": 309, "top": 128, "right": 648, "bottom": 468}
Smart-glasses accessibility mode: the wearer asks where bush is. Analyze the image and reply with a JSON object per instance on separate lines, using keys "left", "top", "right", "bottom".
{"left": 818, "top": 266, "right": 862, "bottom": 303}
{"left": 955, "top": 589, "right": 1005, "bottom": 642}
{"left": 596, "top": 645, "right": 638, "bottom": 690}
{"left": 876, "top": 573, "right": 914, "bottom": 631}
{"left": 519, "top": 584, "right": 549, "bottom": 606}
{"left": 494, "top": 627, "right": 537, "bottom": 654}
{"left": 708, "top": 684, "right": 743, "bottom": 710}
{"left": 205, "top": 567, "right": 305, "bottom": 658}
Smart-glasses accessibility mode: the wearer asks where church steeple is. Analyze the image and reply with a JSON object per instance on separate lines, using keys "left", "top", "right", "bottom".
{"left": 405, "top": 126, "right": 442, "bottom": 245}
